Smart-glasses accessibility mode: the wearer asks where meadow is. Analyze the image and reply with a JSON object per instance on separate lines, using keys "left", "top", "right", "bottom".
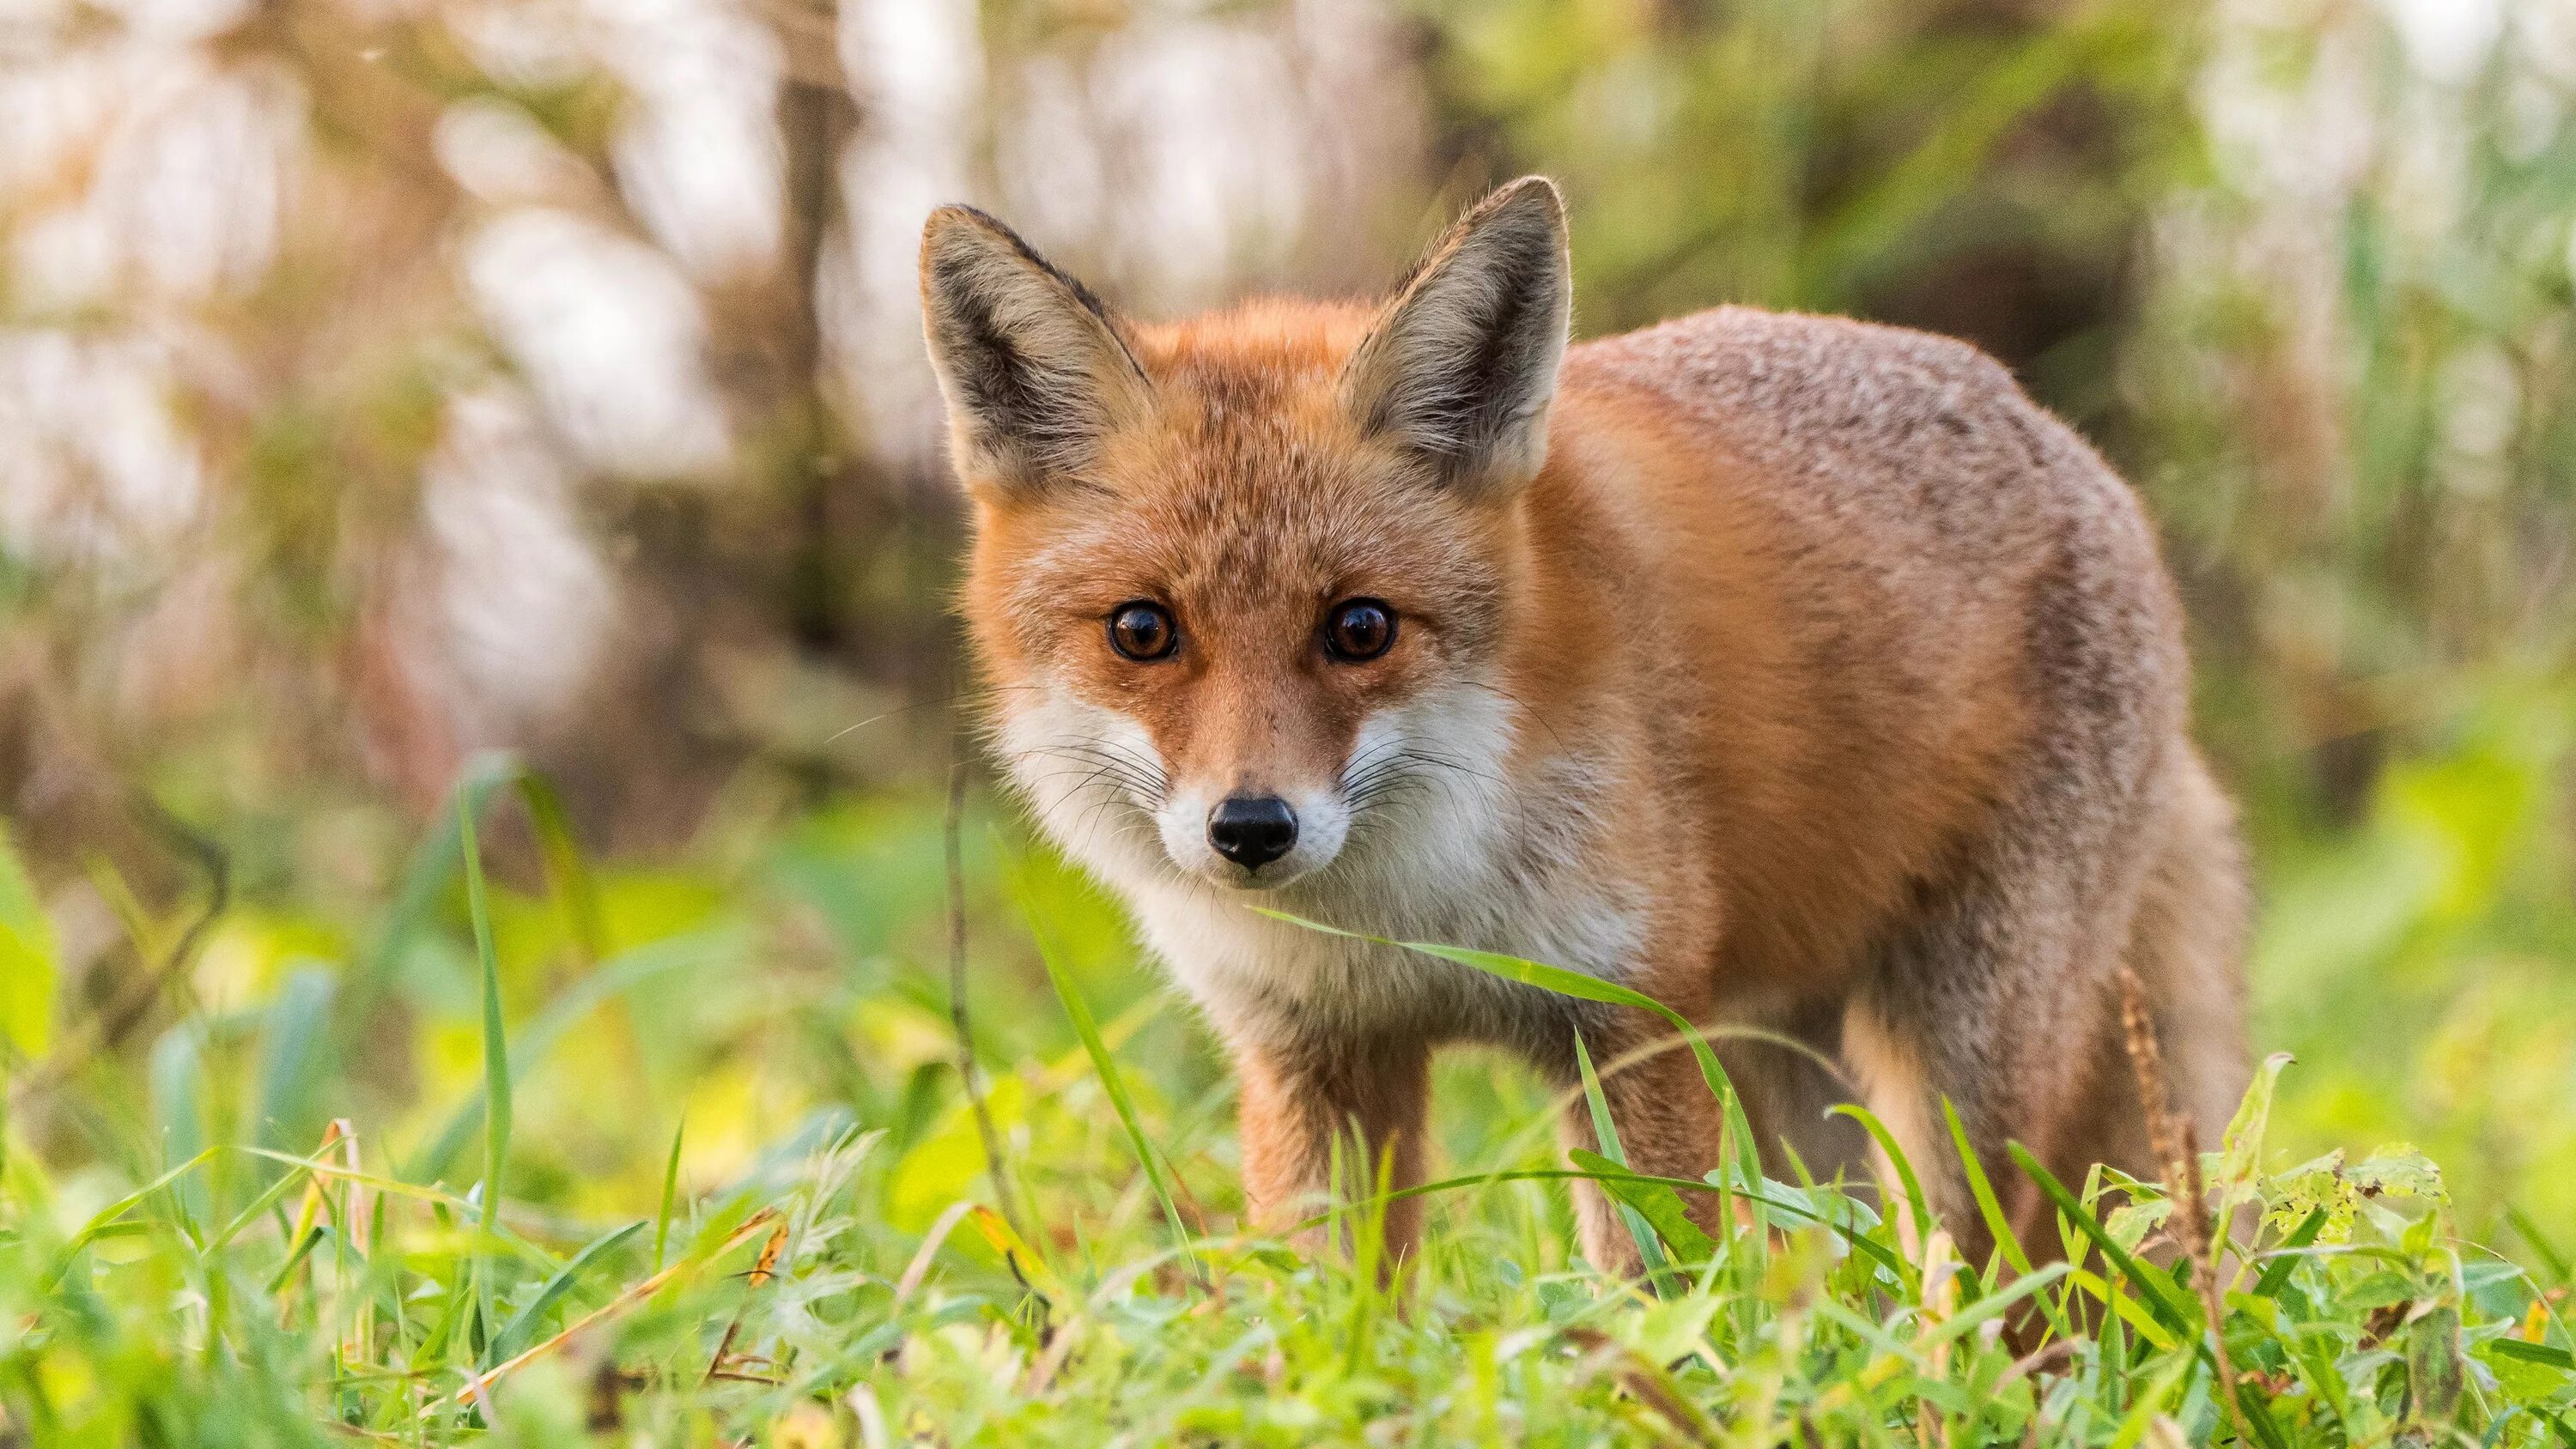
{"left": 1, "top": 743, "right": 2571, "bottom": 1445}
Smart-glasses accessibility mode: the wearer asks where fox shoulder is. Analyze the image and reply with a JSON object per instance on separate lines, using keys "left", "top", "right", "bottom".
{"left": 1571, "top": 306, "right": 2032, "bottom": 463}
{"left": 1569, "top": 306, "right": 2154, "bottom": 561}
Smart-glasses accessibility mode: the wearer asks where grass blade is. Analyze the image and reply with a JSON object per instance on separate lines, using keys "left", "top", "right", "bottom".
{"left": 1012, "top": 867, "right": 1190, "bottom": 1264}
{"left": 493, "top": 1221, "right": 644, "bottom": 1361}
{"left": 356, "top": 753, "right": 517, "bottom": 1010}
{"left": 1289, "top": 1166, "right": 1907, "bottom": 1277}
{"left": 2007, "top": 1141, "right": 2196, "bottom": 1337}
{"left": 1830, "top": 1103, "right": 1928, "bottom": 1240}
{"left": 146, "top": 1024, "right": 210, "bottom": 1226}
{"left": 1569, "top": 1148, "right": 1712, "bottom": 1264}
{"left": 403, "top": 930, "right": 731, "bottom": 1184}
{"left": 263, "top": 1224, "right": 329, "bottom": 1294}
{"left": 2489, "top": 1340, "right": 2576, "bottom": 1371}
{"left": 48, "top": 1147, "right": 220, "bottom": 1280}
{"left": 2251, "top": 1207, "right": 2327, "bottom": 1298}
{"left": 459, "top": 793, "right": 511, "bottom": 1367}
{"left": 653, "top": 1112, "right": 687, "bottom": 1273}
{"left": 965, "top": 1203, "right": 1071, "bottom": 1300}
{"left": 1253, "top": 909, "right": 1765, "bottom": 1240}
{"left": 252, "top": 968, "right": 336, "bottom": 1157}
{"left": 511, "top": 772, "right": 605, "bottom": 967}
{"left": 1827, "top": 1102, "right": 1926, "bottom": 1291}
{"left": 210, "top": 1156, "right": 319, "bottom": 1251}
{"left": 1573, "top": 1033, "right": 1673, "bottom": 1287}
{"left": 1944, "top": 1096, "right": 2032, "bottom": 1279}
{"left": 2010, "top": 1153, "right": 2298, "bottom": 1449}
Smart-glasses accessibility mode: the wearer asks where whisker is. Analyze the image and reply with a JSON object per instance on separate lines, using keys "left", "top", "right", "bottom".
{"left": 1389, "top": 746, "right": 1512, "bottom": 787}
{"left": 822, "top": 683, "right": 1052, "bottom": 747}
{"left": 1016, "top": 743, "right": 1169, "bottom": 803}
{"left": 1018, "top": 759, "right": 1163, "bottom": 802}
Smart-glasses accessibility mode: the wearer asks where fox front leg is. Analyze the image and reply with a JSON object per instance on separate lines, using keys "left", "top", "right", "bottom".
{"left": 1233, "top": 1034, "right": 1431, "bottom": 1268}
{"left": 1548, "top": 1013, "right": 1735, "bottom": 1278}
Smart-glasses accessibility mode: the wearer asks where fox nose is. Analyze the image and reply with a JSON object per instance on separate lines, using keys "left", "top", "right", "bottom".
{"left": 1207, "top": 795, "right": 1297, "bottom": 870}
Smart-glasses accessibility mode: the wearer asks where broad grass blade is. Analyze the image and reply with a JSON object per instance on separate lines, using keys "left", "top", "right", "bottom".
{"left": 1574, "top": 1033, "right": 1673, "bottom": 1287}
{"left": 1568, "top": 1149, "right": 1713, "bottom": 1264}
{"left": 147, "top": 1023, "right": 210, "bottom": 1224}
{"left": 494, "top": 1221, "right": 644, "bottom": 1360}
{"left": 2251, "top": 1207, "right": 2326, "bottom": 1298}
{"left": 1253, "top": 909, "right": 1765, "bottom": 1240}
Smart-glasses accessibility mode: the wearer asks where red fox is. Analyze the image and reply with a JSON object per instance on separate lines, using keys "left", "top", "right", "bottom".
{"left": 919, "top": 178, "right": 2247, "bottom": 1274}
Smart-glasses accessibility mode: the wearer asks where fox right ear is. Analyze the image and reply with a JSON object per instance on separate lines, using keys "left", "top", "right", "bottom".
{"left": 1343, "top": 177, "right": 1571, "bottom": 494}
{"left": 919, "top": 206, "right": 1151, "bottom": 497}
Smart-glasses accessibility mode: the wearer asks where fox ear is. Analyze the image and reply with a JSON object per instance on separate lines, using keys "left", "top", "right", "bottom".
{"left": 1343, "top": 177, "right": 1571, "bottom": 493}
{"left": 920, "top": 205, "right": 1151, "bottom": 497}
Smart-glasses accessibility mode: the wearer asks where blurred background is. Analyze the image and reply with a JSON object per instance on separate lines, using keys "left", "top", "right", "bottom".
{"left": 2, "top": 0, "right": 2571, "bottom": 1239}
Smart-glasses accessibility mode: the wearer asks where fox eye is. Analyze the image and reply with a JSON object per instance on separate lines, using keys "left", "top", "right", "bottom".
{"left": 1322, "top": 598, "right": 1396, "bottom": 662}
{"left": 1108, "top": 602, "right": 1178, "bottom": 661}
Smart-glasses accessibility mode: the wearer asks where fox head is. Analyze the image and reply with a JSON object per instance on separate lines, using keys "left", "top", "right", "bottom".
{"left": 921, "top": 179, "right": 1571, "bottom": 894}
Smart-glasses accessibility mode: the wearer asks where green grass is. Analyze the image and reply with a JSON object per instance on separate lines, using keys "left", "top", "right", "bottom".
{"left": 2, "top": 770, "right": 2572, "bottom": 1446}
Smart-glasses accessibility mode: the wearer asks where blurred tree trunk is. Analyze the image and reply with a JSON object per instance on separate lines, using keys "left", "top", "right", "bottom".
{"left": 778, "top": 76, "right": 863, "bottom": 658}
{"left": 553, "top": 47, "right": 883, "bottom": 846}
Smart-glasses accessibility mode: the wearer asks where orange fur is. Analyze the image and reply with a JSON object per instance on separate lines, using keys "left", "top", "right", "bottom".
{"left": 922, "top": 180, "right": 2247, "bottom": 1276}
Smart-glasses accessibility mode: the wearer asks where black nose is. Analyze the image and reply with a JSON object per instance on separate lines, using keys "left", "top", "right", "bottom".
{"left": 1207, "top": 795, "right": 1297, "bottom": 870}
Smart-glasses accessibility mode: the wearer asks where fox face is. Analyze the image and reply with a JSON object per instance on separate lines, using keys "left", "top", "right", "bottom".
{"left": 924, "top": 182, "right": 1571, "bottom": 898}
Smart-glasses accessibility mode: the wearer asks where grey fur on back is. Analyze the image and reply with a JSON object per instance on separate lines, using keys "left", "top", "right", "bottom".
{"left": 1571, "top": 304, "right": 2241, "bottom": 1219}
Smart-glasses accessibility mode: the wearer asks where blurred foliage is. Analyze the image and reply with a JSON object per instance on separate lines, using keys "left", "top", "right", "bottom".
{"left": 1415, "top": 0, "right": 2201, "bottom": 420}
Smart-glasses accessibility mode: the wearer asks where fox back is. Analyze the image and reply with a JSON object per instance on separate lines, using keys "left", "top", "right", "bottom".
{"left": 921, "top": 179, "right": 2247, "bottom": 1275}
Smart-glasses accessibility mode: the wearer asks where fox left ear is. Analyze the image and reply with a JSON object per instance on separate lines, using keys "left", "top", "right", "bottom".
{"left": 919, "top": 205, "right": 1152, "bottom": 499}
{"left": 1343, "top": 177, "right": 1571, "bottom": 494}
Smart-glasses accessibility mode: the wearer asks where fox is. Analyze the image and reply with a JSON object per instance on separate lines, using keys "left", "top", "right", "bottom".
{"left": 917, "top": 176, "right": 2249, "bottom": 1276}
